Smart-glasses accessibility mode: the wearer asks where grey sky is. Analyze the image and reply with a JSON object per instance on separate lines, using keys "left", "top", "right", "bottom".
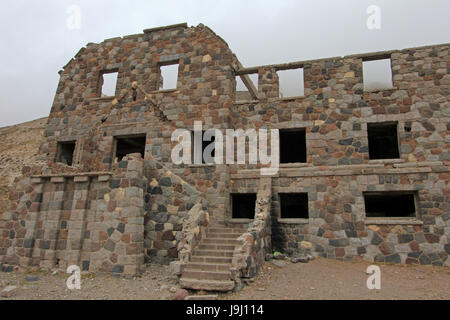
{"left": 0, "top": 0, "right": 449, "bottom": 126}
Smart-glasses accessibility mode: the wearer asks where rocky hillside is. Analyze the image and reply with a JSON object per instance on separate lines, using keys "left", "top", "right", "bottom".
{"left": 0, "top": 117, "right": 47, "bottom": 214}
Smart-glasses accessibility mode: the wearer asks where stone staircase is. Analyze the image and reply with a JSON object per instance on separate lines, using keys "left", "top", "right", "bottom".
{"left": 179, "top": 223, "right": 247, "bottom": 292}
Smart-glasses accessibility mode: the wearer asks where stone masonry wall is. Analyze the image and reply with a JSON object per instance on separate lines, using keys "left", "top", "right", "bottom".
{"left": 0, "top": 23, "right": 449, "bottom": 274}
{"left": 0, "top": 153, "right": 145, "bottom": 275}
{"left": 143, "top": 159, "right": 210, "bottom": 264}
{"left": 232, "top": 177, "right": 272, "bottom": 281}
{"left": 39, "top": 23, "right": 237, "bottom": 221}
{"left": 229, "top": 43, "right": 449, "bottom": 266}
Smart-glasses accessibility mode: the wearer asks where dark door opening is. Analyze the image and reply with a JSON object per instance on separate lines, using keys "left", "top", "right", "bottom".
{"left": 232, "top": 193, "right": 256, "bottom": 219}
{"left": 280, "top": 129, "right": 307, "bottom": 163}
{"left": 367, "top": 122, "right": 399, "bottom": 159}
{"left": 57, "top": 141, "right": 76, "bottom": 166}
{"left": 364, "top": 192, "right": 416, "bottom": 218}
{"left": 115, "top": 135, "right": 146, "bottom": 162}
{"left": 279, "top": 193, "right": 309, "bottom": 219}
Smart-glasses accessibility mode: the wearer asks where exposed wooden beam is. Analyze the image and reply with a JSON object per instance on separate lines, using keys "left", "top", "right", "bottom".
{"left": 236, "top": 61, "right": 258, "bottom": 100}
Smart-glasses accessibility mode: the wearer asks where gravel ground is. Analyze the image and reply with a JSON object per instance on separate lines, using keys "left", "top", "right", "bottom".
{"left": 226, "top": 257, "right": 450, "bottom": 300}
{"left": 0, "top": 264, "right": 178, "bottom": 300}
{"left": 1, "top": 258, "right": 449, "bottom": 300}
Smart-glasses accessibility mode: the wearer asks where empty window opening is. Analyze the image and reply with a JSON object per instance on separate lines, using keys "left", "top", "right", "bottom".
{"left": 56, "top": 141, "right": 76, "bottom": 166}
{"left": 115, "top": 135, "right": 146, "bottom": 162}
{"left": 363, "top": 57, "right": 393, "bottom": 91}
{"left": 364, "top": 192, "right": 416, "bottom": 218}
{"left": 232, "top": 193, "right": 256, "bottom": 219}
{"left": 277, "top": 68, "right": 304, "bottom": 98}
{"left": 100, "top": 71, "right": 118, "bottom": 97}
{"left": 235, "top": 73, "right": 258, "bottom": 101}
{"left": 280, "top": 129, "right": 307, "bottom": 163}
{"left": 159, "top": 63, "right": 179, "bottom": 90}
{"left": 279, "top": 193, "right": 309, "bottom": 219}
{"left": 367, "top": 122, "right": 399, "bottom": 159}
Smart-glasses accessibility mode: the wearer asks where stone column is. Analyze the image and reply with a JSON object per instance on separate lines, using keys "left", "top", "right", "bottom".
{"left": 258, "top": 67, "right": 279, "bottom": 100}
{"left": 38, "top": 176, "right": 66, "bottom": 269}
{"left": 64, "top": 175, "right": 91, "bottom": 270}
{"left": 21, "top": 177, "right": 45, "bottom": 267}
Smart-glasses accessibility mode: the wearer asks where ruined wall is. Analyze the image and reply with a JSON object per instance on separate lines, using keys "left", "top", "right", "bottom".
{"left": 232, "top": 177, "right": 272, "bottom": 280}
{"left": 230, "top": 43, "right": 450, "bottom": 266}
{"left": 0, "top": 23, "right": 449, "bottom": 273}
{"left": 40, "top": 23, "right": 237, "bottom": 221}
{"left": 0, "top": 154, "right": 145, "bottom": 275}
{"left": 143, "top": 159, "right": 210, "bottom": 263}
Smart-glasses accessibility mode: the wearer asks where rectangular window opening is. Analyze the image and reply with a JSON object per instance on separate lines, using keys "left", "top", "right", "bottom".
{"left": 159, "top": 63, "right": 179, "bottom": 90}
{"left": 364, "top": 192, "right": 416, "bottom": 218}
{"left": 56, "top": 141, "right": 76, "bottom": 166}
{"left": 235, "top": 73, "right": 258, "bottom": 101}
{"left": 114, "top": 135, "right": 146, "bottom": 162}
{"left": 279, "top": 193, "right": 309, "bottom": 219}
{"left": 232, "top": 193, "right": 256, "bottom": 219}
{"left": 280, "top": 128, "right": 307, "bottom": 163}
{"left": 363, "top": 57, "right": 393, "bottom": 91}
{"left": 100, "top": 71, "right": 118, "bottom": 97}
{"left": 277, "top": 68, "right": 304, "bottom": 98}
{"left": 367, "top": 122, "right": 399, "bottom": 159}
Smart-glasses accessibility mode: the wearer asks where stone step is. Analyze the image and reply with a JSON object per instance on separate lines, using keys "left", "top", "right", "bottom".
{"left": 198, "top": 244, "right": 236, "bottom": 251}
{"left": 182, "top": 269, "right": 231, "bottom": 281}
{"left": 191, "top": 256, "right": 233, "bottom": 264}
{"left": 180, "top": 278, "right": 235, "bottom": 292}
{"left": 186, "top": 262, "right": 231, "bottom": 272}
{"left": 193, "top": 249, "right": 234, "bottom": 257}
{"left": 207, "top": 233, "right": 242, "bottom": 239}
{"left": 202, "top": 238, "right": 239, "bottom": 245}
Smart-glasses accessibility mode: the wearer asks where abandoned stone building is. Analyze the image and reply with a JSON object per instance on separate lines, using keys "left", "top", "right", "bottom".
{"left": 0, "top": 23, "right": 449, "bottom": 291}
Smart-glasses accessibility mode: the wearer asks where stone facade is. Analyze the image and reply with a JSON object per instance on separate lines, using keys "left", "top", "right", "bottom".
{"left": 0, "top": 23, "right": 449, "bottom": 278}
{"left": 232, "top": 177, "right": 272, "bottom": 281}
{"left": 0, "top": 154, "right": 146, "bottom": 275}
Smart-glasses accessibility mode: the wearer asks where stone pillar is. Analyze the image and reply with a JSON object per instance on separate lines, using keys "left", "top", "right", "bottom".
{"left": 21, "top": 178, "right": 45, "bottom": 267}
{"left": 120, "top": 154, "right": 145, "bottom": 275}
{"left": 64, "top": 175, "right": 91, "bottom": 270}
{"left": 259, "top": 67, "right": 279, "bottom": 100}
{"left": 88, "top": 153, "right": 145, "bottom": 276}
{"left": 38, "top": 176, "right": 66, "bottom": 269}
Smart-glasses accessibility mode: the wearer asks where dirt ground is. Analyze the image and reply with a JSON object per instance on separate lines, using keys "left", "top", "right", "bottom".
{"left": 1, "top": 258, "right": 449, "bottom": 300}
{"left": 227, "top": 257, "right": 450, "bottom": 300}
{"left": 0, "top": 264, "right": 178, "bottom": 300}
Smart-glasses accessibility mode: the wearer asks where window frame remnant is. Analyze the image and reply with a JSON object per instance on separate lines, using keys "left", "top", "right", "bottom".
{"left": 363, "top": 191, "right": 418, "bottom": 219}
{"left": 367, "top": 122, "right": 400, "bottom": 160}
{"left": 362, "top": 54, "right": 394, "bottom": 91}
{"left": 113, "top": 134, "right": 147, "bottom": 162}
{"left": 56, "top": 141, "right": 76, "bottom": 166}
{"left": 276, "top": 66, "right": 305, "bottom": 98}
{"left": 158, "top": 61, "right": 180, "bottom": 91}
{"left": 279, "top": 128, "right": 307, "bottom": 164}
{"left": 279, "top": 193, "right": 309, "bottom": 219}
{"left": 98, "top": 69, "right": 119, "bottom": 97}
{"left": 231, "top": 193, "right": 257, "bottom": 220}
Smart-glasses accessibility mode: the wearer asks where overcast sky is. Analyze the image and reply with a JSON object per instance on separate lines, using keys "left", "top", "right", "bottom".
{"left": 0, "top": 0, "right": 449, "bottom": 127}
